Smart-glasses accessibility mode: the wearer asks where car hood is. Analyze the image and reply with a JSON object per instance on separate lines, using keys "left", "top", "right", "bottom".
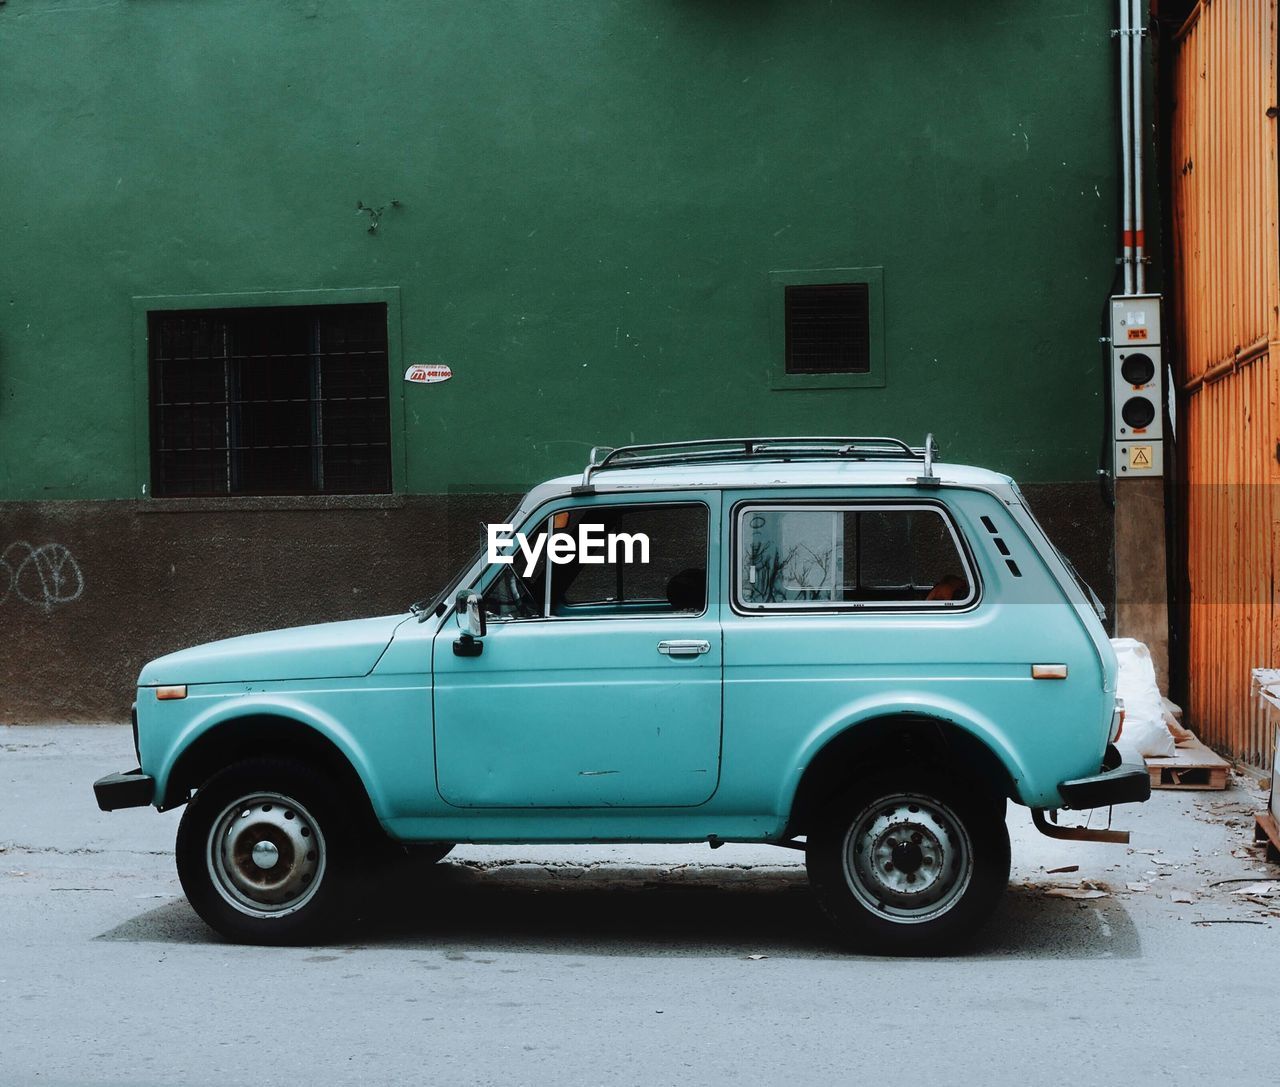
{"left": 137, "top": 614, "right": 411, "bottom": 687}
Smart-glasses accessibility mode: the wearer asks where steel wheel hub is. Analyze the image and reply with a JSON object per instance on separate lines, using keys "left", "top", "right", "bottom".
{"left": 208, "top": 792, "right": 326, "bottom": 917}
{"left": 842, "top": 792, "right": 973, "bottom": 923}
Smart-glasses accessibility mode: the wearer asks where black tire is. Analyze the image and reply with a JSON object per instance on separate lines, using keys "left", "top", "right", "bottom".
{"left": 806, "top": 771, "right": 1010, "bottom": 955}
{"left": 176, "top": 757, "right": 357, "bottom": 945}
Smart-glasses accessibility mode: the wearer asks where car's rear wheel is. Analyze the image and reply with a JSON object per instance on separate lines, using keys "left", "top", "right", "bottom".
{"left": 806, "top": 771, "right": 1010, "bottom": 954}
{"left": 176, "top": 758, "right": 355, "bottom": 945}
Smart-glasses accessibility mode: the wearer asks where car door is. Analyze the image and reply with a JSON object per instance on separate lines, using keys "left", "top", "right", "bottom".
{"left": 431, "top": 494, "right": 723, "bottom": 808}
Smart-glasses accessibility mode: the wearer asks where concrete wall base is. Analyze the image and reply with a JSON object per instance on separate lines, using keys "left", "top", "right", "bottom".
{"left": 1114, "top": 477, "right": 1170, "bottom": 688}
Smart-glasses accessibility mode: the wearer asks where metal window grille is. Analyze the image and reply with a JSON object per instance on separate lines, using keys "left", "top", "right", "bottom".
{"left": 784, "top": 283, "right": 871, "bottom": 374}
{"left": 148, "top": 303, "right": 392, "bottom": 497}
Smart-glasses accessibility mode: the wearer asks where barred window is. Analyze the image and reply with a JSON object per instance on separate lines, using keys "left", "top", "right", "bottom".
{"left": 784, "top": 283, "right": 871, "bottom": 374}
{"left": 148, "top": 304, "right": 391, "bottom": 497}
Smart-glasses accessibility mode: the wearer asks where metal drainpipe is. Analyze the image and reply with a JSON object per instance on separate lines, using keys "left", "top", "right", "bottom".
{"left": 1131, "top": 0, "right": 1146, "bottom": 293}
{"left": 1118, "top": 0, "right": 1135, "bottom": 295}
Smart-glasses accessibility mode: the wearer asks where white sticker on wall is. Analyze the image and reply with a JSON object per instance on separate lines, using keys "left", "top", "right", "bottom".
{"left": 405, "top": 364, "right": 452, "bottom": 384}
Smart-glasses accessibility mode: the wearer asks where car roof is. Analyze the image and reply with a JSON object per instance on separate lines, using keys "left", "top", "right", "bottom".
{"left": 538, "top": 458, "right": 1015, "bottom": 493}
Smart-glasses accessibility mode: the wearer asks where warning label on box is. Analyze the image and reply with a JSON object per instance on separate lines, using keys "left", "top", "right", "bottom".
{"left": 1129, "top": 445, "right": 1153, "bottom": 470}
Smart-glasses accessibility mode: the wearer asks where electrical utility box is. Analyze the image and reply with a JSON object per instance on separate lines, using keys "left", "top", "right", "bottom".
{"left": 1111, "top": 294, "right": 1164, "bottom": 478}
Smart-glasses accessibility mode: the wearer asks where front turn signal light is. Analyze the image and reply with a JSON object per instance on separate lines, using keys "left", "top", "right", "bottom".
{"left": 155, "top": 685, "right": 187, "bottom": 701}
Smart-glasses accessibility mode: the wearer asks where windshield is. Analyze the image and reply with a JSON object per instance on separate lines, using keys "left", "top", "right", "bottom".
{"left": 410, "top": 544, "right": 486, "bottom": 619}
{"left": 409, "top": 500, "right": 525, "bottom": 619}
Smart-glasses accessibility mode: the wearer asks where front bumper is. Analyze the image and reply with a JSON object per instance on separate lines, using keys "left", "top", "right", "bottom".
{"left": 93, "top": 769, "right": 155, "bottom": 811}
{"left": 1057, "top": 744, "right": 1151, "bottom": 809}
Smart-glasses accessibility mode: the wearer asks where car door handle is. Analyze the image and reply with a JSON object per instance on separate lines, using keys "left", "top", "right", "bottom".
{"left": 657, "top": 640, "right": 711, "bottom": 657}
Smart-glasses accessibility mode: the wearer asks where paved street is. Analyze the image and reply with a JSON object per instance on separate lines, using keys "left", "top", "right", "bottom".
{"left": 3, "top": 725, "right": 1279, "bottom": 1087}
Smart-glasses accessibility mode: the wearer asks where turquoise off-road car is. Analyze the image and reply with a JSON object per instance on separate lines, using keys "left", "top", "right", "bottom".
{"left": 95, "top": 437, "right": 1149, "bottom": 952}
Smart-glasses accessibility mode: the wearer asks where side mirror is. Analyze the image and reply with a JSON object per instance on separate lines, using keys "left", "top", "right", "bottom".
{"left": 454, "top": 590, "right": 486, "bottom": 656}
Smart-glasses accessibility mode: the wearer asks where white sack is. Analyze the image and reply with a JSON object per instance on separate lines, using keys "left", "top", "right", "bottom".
{"left": 1111, "top": 638, "right": 1176, "bottom": 760}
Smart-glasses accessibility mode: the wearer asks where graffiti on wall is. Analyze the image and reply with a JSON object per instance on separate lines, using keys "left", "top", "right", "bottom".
{"left": 1, "top": 542, "right": 84, "bottom": 612}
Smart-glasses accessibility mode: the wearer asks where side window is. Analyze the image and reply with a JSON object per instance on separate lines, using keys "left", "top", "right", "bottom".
{"left": 738, "top": 505, "right": 974, "bottom": 609}
{"left": 741, "top": 509, "right": 842, "bottom": 602}
{"left": 858, "top": 510, "right": 967, "bottom": 594}
{"left": 550, "top": 503, "right": 708, "bottom": 617}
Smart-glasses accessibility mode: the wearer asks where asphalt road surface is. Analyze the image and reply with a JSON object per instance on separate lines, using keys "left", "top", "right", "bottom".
{"left": 3, "top": 725, "right": 1279, "bottom": 1087}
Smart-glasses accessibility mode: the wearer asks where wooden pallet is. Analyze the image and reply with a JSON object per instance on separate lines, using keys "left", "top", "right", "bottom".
{"left": 1145, "top": 737, "right": 1231, "bottom": 790}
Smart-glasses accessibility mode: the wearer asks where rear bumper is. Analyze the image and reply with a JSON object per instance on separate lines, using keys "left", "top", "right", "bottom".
{"left": 1058, "top": 745, "right": 1151, "bottom": 809}
{"left": 93, "top": 769, "right": 155, "bottom": 811}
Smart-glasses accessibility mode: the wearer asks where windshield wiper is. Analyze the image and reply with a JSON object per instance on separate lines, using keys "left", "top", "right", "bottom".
{"left": 408, "top": 589, "right": 448, "bottom": 622}
{"left": 409, "top": 589, "right": 451, "bottom": 622}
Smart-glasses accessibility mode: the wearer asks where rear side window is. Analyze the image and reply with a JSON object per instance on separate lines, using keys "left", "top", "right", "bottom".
{"left": 737, "top": 504, "right": 975, "bottom": 610}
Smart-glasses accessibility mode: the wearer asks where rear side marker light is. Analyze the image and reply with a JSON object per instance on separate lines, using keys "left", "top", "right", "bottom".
{"left": 156, "top": 685, "right": 187, "bottom": 700}
{"left": 1031, "top": 664, "right": 1068, "bottom": 680}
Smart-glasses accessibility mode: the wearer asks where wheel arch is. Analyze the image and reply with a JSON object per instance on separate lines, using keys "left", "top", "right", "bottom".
{"left": 783, "top": 709, "right": 1023, "bottom": 839}
{"left": 157, "top": 708, "right": 383, "bottom": 832}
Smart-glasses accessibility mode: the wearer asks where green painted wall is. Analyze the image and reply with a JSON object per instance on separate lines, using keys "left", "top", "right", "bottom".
{"left": 0, "top": 0, "right": 1118, "bottom": 500}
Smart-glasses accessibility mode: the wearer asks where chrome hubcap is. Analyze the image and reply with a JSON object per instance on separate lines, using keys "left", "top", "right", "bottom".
{"left": 208, "top": 792, "right": 326, "bottom": 917}
{"left": 251, "top": 841, "right": 280, "bottom": 869}
{"left": 842, "top": 792, "right": 973, "bottom": 923}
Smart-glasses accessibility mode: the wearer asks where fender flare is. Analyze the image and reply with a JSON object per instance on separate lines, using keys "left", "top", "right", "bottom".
{"left": 152, "top": 694, "right": 387, "bottom": 817}
{"left": 779, "top": 690, "right": 1034, "bottom": 817}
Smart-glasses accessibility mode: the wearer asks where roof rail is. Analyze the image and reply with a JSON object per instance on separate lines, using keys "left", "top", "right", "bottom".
{"left": 579, "top": 435, "right": 934, "bottom": 487}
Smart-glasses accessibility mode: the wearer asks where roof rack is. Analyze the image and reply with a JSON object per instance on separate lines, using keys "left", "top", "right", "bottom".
{"left": 579, "top": 435, "right": 939, "bottom": 487}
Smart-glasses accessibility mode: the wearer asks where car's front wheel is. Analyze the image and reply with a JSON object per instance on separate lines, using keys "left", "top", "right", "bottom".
{"left": 806, "top": 771, "right": 1010, "bottom": 954}
{"left": 176, "top": 758, "right": 354, "bottom": 945}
